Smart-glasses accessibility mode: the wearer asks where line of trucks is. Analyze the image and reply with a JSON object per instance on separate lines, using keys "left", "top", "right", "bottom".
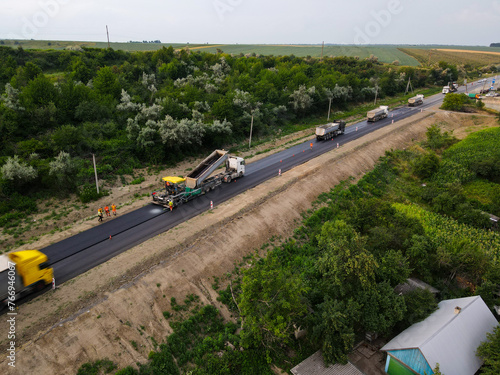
{"left": 1, "top": 250, "right": 54, "bottom": 308}
{"left": 153, "top": 92, "right": 430, "bottom": 208}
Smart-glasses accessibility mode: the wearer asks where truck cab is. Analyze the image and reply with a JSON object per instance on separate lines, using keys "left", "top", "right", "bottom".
{"left": 226, "top": 156, "right": 245, "bottom": 177}
{"left": 1, "top": 250, "right": 54, "bottom": 305}
{"left": 442, "top": 86, "right": 450, "bottom": 94}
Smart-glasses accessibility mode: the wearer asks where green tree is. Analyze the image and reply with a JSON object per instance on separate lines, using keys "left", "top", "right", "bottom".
{"left": 52, "top": 125, "right": 81, "bottom": 153}
{"left": 440, "top": 93, "right": 468, "bottom": 112}
{"left": 398, "top": 289, "right": 437, "bottom": 330}
{"left": 21, "top": 74, "right": 58, "bottom": 109}
{"left": 377, "top": 250, "right": 411, "bottom": 286}
{"left": 316, "top": 220, "right": 378, "bottom": 296}
{"left": 423, "top": 124, "right": 457, "bottom": 151}
{"left": 412, "top": 151, "right": 440, "bottom": 179}
{"left": 49, "top": 151, "right": 77, "bottom": 189}
{"left": 239, "top": 254, "right": 309, "bottom": 351}
{"left": 93, "top": 66, "right": 121, "bottom": 99}
{"left": 357, "top": 282, "right": 406, "bottom": 334}
{"left": 477, "top": 325, "right": 500, "bottom": 375}
{"left": 311, "top": 297, "right": 359, "bottom": 365}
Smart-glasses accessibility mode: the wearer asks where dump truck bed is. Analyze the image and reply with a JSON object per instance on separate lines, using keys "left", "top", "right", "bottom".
{"left": 186, "top": 150, "right": 229, "bottom": 189}
{"left": 316, "top": 122, "right": 340, "bottom": 136}
{"left": 367, "top": 109, "right": 385, "bottom": 117}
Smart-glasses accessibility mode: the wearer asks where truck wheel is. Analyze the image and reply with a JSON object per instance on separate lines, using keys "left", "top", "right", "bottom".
{"left": 226, "top": 176, "right": 232, "bottom": 183}
{"left": 35, "top": 281, "right": 45, "bottom": 291}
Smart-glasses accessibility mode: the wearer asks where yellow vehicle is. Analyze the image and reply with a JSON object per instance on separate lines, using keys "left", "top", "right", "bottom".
{"left": 0, "top": 250, "right": 54, "bottom": 306}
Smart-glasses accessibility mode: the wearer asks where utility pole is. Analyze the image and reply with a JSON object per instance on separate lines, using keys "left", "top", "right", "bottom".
{"left": 321, "top": 41, "right": 324, "bottom": 59}
{"left": 106, "top": 25, "right": 110, "bottom": 49}
{"left": 327, "top": 97, "right": 332, "bottom": 121}
{"left": 248, "top": 112, "right": 254, "bottom": 149}
{"left": 405, "top": 77, "right": 413, "bottom": 95}
{"left": 92, "top": 153, "right": 99, "bottom": 194}
{"left": 374, "top": 85, "right": 378, "bottom": 106}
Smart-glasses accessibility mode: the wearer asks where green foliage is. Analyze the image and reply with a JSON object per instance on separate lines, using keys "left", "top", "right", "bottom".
{"left": 317, "top": 220, "right": 378, "bottom": 295}
{"left": 76, "top": 359, "right": 117, "bottom": 375}
{"left": 78, "top": 184, "right": 109, "bottom": 203}
{"left": 376, "top": 250, "right": 411, "bottom": 286}
{"left": 439, "top": 127, "right": 500, "bottom": 184}
{"left": 239, "top": 253, "right": 309, "bottom": 349}
{"left": 146, "top": 344, "right": 179, "bottom": 375}
{"left": 93, "top": 66, "right": 120, "bottom": 99}
{"left": 477, "top": 325, "right": 500, "bottom": 375}
{"left": 440, "top": 93, "right": 469, "bottom": 111}
{"left": 115, "top": 367, "right": 139, "bottom": 375}
{"left": 398, "top": 289, "right": 437, "bottom": 330}
{"left": 311, "top": 297, "right": 358, "bottom": 365}
{"left": 423, "top": 124, "right": 458, "bottom": 151}
{"left": 412, "top": 151, "right": 440, "bottom": 179}
{"left": 357, "top": 282, "right": 406, "bottom": 334}
{"left": 1, "top": 155, "right": 37, "bottom": 184}
{"left": 129, "top": 176, "right": 145, "bottom": 185}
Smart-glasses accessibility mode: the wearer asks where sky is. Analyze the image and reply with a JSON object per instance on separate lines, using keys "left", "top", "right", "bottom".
{"left": 1, "top": 0, "right": 500, "bottom": 46}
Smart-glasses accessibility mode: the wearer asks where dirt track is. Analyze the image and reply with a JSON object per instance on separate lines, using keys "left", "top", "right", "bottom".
{"left": 1, "top": 109, "right": 498, "bottom": 374}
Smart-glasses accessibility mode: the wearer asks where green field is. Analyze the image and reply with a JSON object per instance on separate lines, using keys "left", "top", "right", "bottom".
{"left": 0, "top": 40, "right": 425, "bottom": 66}
{"left": 2, "top": 39, "right": 499, "bottom": 67}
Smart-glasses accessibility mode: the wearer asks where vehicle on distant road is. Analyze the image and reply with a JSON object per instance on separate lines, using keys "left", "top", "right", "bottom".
{"left": 315, "top": 120, "right": 346, "bottom": 140}
{"left": 408, "top": 94, "right": 424, "bottom": 107}
{"left": 367, "top": 106, "right": 389, "bottom": 122}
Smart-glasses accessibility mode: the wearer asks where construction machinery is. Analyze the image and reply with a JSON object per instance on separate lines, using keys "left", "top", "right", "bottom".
{"left": 367, "top": 106, "right": 389, "bottom": 122}
{"left": 315, "top": 120, "right": 346, "bottom": 141}
{"left": 1, "top": 250, "right": 54, "bottom": 307}
{"left": 152, "top": 150, "right": 245, "bottom": 209}
{"left": 442, "top": 82, "right": 458, "bottom": 94}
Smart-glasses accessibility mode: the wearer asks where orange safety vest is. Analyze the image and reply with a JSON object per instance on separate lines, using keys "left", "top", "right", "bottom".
{"left": 111, "top": 204, "right": 116, "bottom": 211}
{"left": 105, "top": 206, "right": 109, "bottom": 212}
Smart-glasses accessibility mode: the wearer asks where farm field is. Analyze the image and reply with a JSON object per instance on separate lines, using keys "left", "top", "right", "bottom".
{"left": 0, "top": 39, "right": 441, "bottom": 65}
{"left": 401, "top": 47, "right": 500, "bottom": 67}
{"left": 3, "top": 39, "right": 500, "bottom": 67}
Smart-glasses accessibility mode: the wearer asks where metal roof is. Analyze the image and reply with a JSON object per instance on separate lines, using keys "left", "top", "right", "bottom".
{"left": 394, "top": 278, "right": 439, "bottom": 295}
{"left": 291, "top": 351, "right": 365, "bottom": 375}
{"left": 382, "top": 296, "right": 498, "bottom": 375}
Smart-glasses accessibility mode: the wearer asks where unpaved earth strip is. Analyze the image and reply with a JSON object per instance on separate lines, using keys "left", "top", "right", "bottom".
{"left": 1, "top": 109, "right": 497, "bottom": 374}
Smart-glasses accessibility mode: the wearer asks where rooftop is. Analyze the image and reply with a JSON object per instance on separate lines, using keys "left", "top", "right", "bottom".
{"left": 291, "top": 351, "right": 365, "bottom": 375}
{"left": 382, "top": 296, "right": 498, "bottom": 375}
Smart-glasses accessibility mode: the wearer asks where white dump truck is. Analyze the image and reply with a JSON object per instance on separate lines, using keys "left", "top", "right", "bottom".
{"left": 367, "top": 106, "right": 389, "bottom": 122}
{"left": 408, "top": 94, "right": 424, "bottom": 107}
{"left": 315, "top": 120, "right": 346, "bottom": 141}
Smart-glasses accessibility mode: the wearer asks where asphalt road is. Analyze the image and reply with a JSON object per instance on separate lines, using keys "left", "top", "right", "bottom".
{"left": 41, "top": 82, "right": 476, "bottom": 285}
